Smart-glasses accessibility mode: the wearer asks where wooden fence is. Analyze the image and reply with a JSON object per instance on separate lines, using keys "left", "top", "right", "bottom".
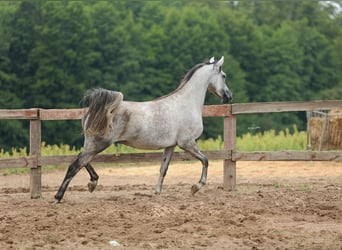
{"left": 1, "top": 100, "right": 341, "bottom": 198}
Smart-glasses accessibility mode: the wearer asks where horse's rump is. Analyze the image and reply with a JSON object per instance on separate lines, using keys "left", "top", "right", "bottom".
{"left": 82, "top": 88, "right": 123, "bottom": 136}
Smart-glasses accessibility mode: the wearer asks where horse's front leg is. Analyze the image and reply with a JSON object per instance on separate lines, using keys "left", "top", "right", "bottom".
{"left": 85, "top": 163, "right": 99, "bottom": 193}
{"left": 191, "top": 149, "right": 208, "bottom": 194}
{"left": 180, "top": 143, "right": 208, "bottom": 195}
{"left": 155, "top": 146, "right": 175, "bottom": 194}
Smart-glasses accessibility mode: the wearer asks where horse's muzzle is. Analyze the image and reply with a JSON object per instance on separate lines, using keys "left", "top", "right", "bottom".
{"left": 222, "top": 89, "right": 233, "bottom": 104}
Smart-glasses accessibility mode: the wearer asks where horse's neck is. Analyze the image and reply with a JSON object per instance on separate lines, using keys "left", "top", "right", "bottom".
{"left": 174, "top": 68, "right": 210, "bottom": 109}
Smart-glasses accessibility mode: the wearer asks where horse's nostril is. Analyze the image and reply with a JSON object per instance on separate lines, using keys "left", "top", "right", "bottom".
{"left": 222, "top": 95, "right": 231, "bottom": 104}
{"left": 223, "top": 89, "right": 232, "bottom": 103}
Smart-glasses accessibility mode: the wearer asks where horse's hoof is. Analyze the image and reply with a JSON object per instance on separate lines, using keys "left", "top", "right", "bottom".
{"left": 88, "top": 180, "right": 97, "bottom": 193}
{"left": 191, "top": 184, "right": 200, "bottom": 195}
{"left": 54, "top": 194, "right": 62, "bottom": 204}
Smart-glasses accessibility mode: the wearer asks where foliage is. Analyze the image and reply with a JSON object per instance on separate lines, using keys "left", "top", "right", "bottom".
{"left": 236, "top": 126, "right": 306, "bottom": 151}
{"left": 0, "top": 126, "right": 308, "bottom": 175}
{"left": 0, "top": 127, "right": 306, "bottom": 160}
{"left": 0, "top": 1, "right": 340, "bottom": 150}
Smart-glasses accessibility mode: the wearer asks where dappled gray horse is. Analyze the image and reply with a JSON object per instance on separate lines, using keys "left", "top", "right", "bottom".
{"left": 55, "top": 56, "right": 232, "bottom": 202}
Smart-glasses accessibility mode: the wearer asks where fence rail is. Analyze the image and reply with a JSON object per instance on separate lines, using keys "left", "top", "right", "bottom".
{"left": 0, "top": 100, "right": 341, "bottom": 198}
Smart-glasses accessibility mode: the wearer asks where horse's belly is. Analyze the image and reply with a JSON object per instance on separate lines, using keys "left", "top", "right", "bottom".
{"left": 121, "top": 137, "right": 175, "bottom": 150}
{"left": 121, "top": 142, "right": 162, "bottom": 150}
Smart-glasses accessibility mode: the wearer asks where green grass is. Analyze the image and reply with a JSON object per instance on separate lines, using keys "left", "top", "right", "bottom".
{"left": 41, "top": 142, "right": 82, "bottom": 156}
{"left": 0, "top": 126, "right": 307, "bottom": 174}
{"left": 0, "top": 147, "right": 28, "bottom": 158}
{"left": 236, "top": 126, "right": 306, "bottom": 151}
{"left": 0, "top": 126, "right": 307, "bottom": 158}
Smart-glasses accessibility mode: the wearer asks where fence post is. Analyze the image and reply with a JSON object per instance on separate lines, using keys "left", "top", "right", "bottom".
{"left": 223, "top": 114, "right": 236, "bottom": 190}
{"left": 30, "top": 112, "right": 41, "bottom": 199}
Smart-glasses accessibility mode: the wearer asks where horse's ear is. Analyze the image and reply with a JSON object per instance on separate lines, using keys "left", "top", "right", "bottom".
{"left": 216, "top": 56, "right": 224, "bottom": 67}
{"left": 209, "top": 57, "right": 215, "bottom": 63}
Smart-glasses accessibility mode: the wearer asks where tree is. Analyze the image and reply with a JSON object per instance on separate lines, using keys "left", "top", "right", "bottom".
{"left": 0, "top": 1, "right": 36, "bottom": 150}
{"left": 293, "top": 20, "right": 339, "bottom": 100}
{"left": 0, "top": 1, "right": 340, "bottom": 150}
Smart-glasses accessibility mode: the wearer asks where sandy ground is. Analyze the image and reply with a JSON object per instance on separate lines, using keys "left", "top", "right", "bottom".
{"left": 0, "top": 160, "right": 341, "bottom": 250}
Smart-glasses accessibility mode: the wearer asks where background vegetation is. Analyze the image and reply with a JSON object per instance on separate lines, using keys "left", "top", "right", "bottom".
{"left": 0, "top": 126, "right": 307, "bottom": 157}
{"left": 0, "top": 1, "right": 341, "bottom": 151}
{"left": 0, "top": 127, "right": 307, "bottom": 175}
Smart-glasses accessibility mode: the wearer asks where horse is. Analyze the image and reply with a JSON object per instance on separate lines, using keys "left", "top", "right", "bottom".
{"left": 55, "top": 56, "right": 232, "bottom": 203}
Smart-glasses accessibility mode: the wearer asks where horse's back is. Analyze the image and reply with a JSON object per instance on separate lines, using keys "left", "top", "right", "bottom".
{"left": 111, "top": 99, "right": 202, "bottom": 149}
{"left": 110, "top": 101, "right": 180, "bottom": 149}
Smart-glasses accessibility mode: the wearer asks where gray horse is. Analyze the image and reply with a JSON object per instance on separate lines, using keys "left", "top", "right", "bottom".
{"left": 55, "top": 56, "right": 232, "bottom": 202}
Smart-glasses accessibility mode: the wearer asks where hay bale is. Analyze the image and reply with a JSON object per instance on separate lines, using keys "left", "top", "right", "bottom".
{"left": 308, "top": 117, "right": 325, "bottom": 150}
{"left": 330, "top": 116, "right": 342, "bottom": 148}
{"left": 329, "top": 110, "right": 342, "bottom": 149}
{"left": 329, "top": 109, "right": 342, "bottom": 115}
{"left": 308, "top": 110, "right": 342, "bottom": 150}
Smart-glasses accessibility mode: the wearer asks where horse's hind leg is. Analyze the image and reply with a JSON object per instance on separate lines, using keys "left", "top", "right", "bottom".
{"left": 54, "top": 136, "right": 111, "bottom": 203}
{"left": 54, "top": 152, "right": 93, "bottom": 202}
{"left": 85, "top": 163, "right": 98, "bottom": 193}
{"left": 155, "top": 146, "right": 175, "bottom": 194}
{"left": 180, "top": 142, "right": 208, "bottom": 195}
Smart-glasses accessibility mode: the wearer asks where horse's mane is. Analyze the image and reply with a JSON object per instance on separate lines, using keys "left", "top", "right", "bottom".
{"left": 155, "top": 59, "right": 214, "bottom": 101}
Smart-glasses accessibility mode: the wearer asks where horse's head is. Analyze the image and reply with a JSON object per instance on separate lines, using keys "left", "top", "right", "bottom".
{"left": 207, "top": 56, "right": 232, "bottom": 103}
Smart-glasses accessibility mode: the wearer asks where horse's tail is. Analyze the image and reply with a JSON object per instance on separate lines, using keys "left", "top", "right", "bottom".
{"left": 81, "top": 88, "right": 123, "bottom": 136}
